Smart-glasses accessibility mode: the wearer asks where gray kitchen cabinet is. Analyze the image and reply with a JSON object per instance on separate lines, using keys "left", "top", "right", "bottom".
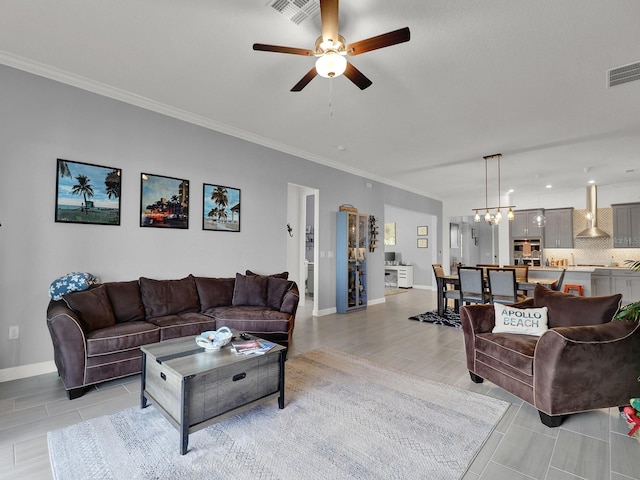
{"left": 510, "top": 209, "right": 544, "bottom": 239}
{"left": 544, "top": 208, "right": 574, "bottom": 248}
{"left": 612, "top": 203, "right": 640, "bottom": 248}
{"left": 591, "top": 270, "right": 611, "bottom": 297}
{"left": 611, "top": 269, "right": 640, "bottom": 304}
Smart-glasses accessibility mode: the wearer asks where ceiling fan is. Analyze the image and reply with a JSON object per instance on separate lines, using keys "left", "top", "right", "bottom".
{"left": 253, "top": 0, "right": 410, "bottom": 92}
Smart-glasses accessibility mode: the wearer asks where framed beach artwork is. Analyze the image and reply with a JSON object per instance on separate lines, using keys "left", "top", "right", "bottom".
{"left": 417, "top": 238, "right": 428, "bottom": 248}
{"left": 55, "top": 159, "right": 121, "bottom": 225}
{"left": 140, "top": 173, "right": 189, "bottom": 229}
{"left": 417, "top": 225, "right": 428, "bottom": 236}
{"left": 203, "top": 184, "right": 241, "bottom": 232}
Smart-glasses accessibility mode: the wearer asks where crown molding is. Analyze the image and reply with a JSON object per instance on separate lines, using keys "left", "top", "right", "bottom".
{"left": 0, "top": 51, "right": 435, "bottom": 201}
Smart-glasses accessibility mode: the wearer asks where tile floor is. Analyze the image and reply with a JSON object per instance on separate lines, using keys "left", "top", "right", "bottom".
{"left": 0, "top": 288, "right": 639, "bottom": 479}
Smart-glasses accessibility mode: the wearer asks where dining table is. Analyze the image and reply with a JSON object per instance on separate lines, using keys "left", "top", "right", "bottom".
{"left": 435, "top": 275, "right": 556, "bottom": 317}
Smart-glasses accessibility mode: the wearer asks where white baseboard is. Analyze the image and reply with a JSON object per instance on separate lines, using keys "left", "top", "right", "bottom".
{"left": 368, "top": 297, "right": 386, "bottom": 306}
{"left": 0, "top": 361, "right": 57, "bottom": 383}
{"left": 315, "top": 306, "right": 337, "bottom": 316}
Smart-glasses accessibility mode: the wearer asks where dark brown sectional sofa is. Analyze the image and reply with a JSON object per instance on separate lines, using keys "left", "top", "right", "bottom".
{"left": 46, "top": 272, "right": 299, "bottom": 399}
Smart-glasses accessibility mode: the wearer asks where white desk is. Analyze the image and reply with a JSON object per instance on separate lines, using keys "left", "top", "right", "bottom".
{"left": 384, "top": 265, "right": 414, "bottom": 288}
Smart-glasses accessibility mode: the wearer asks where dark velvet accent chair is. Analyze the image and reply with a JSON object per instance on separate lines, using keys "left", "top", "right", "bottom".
{"left": 461, "top": 284, "right": 640, "bottom": 427}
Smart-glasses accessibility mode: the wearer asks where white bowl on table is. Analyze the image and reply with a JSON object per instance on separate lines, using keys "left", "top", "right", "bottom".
{"left": 195, "top": 326, "right": 232, "bottom": 352}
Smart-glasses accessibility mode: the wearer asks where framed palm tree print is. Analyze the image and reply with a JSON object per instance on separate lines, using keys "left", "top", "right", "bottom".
{"left": 55, "top": 159, "right": 121, "bottom": 225}
{"left": 203, "top": 184, "right": 241, "bottom": 232}
{"left": 140, "top": 173, "right": 189, "bottom": 229}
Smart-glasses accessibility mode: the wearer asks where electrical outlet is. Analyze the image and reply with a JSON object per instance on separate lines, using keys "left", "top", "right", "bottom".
{"left": 9, "top": 325, "right": 19, "bottom": 340}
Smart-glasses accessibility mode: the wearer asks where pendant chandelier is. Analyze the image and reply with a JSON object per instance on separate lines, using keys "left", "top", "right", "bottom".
{"left": 472, "top": 153, "right": 515, "bottom": 225}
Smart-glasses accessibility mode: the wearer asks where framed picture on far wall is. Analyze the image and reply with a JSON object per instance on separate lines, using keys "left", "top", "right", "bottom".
{"left": 203, "top": 184, "right": 241, "bottom": 232}
{"left": 55, "top": 158, "right": 121, "bottom": 226}
{"left": 140, "top": 173, "right": 189, "bottom": 229}
{"left": 417, "top": 238, "right": 428, "bottom": 248}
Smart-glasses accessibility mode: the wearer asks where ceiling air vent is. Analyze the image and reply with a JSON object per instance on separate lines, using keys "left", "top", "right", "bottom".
{"left": 608, "top": 61, "right": 640, "bottom": 87}
{"left": 268, "top": 0, "right": 320, "bottom": 25}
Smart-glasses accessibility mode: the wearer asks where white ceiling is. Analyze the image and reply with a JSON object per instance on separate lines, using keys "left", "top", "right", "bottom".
{"left": 2, "top": 0, "right": 640, "bottom": 210}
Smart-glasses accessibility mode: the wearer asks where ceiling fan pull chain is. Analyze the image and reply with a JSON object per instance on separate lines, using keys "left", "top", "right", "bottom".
{"left": 329, "top": 78, "right": 333, "bottom": 117}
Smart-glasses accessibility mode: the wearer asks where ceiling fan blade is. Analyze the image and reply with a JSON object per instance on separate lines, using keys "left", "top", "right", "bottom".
{"left": 343, "top": 62, "right": 372, "bottom": 90}
{"left": 291, "top": 67, "right": 318, "bottom": 92}
{"left": 320, "top": 0, "right": 339, "bottom": 43}
{"left": 346, "top": 27, "right": 411, "bottom": 56}
{"left": 253, "top": 43, "right": 315, "bottom": 56}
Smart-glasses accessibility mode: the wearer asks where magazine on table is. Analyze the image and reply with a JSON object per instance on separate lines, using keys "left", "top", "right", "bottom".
{"left": 231, "top": 339, "right": 276, "bottom": 355}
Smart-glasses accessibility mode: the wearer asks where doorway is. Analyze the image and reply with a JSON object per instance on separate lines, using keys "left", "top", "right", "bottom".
{"left": 287, "top": 184, "right": 319, "bottom": 315}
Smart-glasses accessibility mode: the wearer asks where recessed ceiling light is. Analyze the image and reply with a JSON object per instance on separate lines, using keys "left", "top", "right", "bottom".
{"left": 588, "top": 179, "right": 595, "bottom": 184}
{"left": 545, "top": 184, "right": 552, "bottom": 189}
{"left": 508, "top": 189, "right": 514, "bottom": 194}
{"left": 337, "top": 145, "right": 346, "bottom": 151}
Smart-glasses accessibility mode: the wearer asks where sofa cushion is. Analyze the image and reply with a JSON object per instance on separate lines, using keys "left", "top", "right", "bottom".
{"left": 493, "top": 303, "right": 548, "bottom": 336}
{"left": 246, "top": 270, "right": 289, "bottom": 280}
{"left": 104, "top": 281, "right": 146, "bottom": 323}
{"left": 232, "top": 273, "right": 268, "bottom": 306}
{"left": 139, "top": 275, "right": 200, "bottom": 318}
{"left": 147, "top": 312, "right": 217, "bottom": 341}
{"left": 86, "top": 321, "right": 160, "bottom": 356}
{"left": 475, "top": 332, "right": 538, "bottom": 376}
{"left": 205, "top": 306, "right": 291, "bottom": 334}
{"left": 267, "top": 277, "right": 290, "bottom": 310}
{"left": 62, "top": 285, "right": 116, "bottom": 331}
{"left": 194, "top": 277, "right": 235, "bottom": 309}
{"left": 533, "top": 284, "right": 622, "bottom": 328}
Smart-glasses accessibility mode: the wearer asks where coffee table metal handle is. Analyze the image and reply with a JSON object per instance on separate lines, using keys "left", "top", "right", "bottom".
{"left": 233, "top": 373, "right": 246, "bottom": 382}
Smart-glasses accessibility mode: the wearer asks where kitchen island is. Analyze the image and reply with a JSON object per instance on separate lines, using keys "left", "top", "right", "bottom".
{"left": 529, "top": 266, "right": 640, "bottom": 304}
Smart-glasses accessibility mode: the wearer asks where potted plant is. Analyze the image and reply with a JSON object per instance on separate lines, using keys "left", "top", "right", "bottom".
{"left": 615, "top": 260, "right": 640, "bottom": 322}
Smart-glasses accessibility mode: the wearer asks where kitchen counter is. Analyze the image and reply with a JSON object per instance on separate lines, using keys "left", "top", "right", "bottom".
{"left": 530, "top": 266, "right": 634, "bottom": 272}
{"left": 527, "top": 266, "right": 640, "bottom": 303}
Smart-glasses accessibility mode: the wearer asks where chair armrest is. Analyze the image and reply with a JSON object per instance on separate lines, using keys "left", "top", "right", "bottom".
{"left": 46, "top": 301, "right": 88, "bottom": 390}
{"left": 534, "top": 320, "right": 640, "bottom": 415}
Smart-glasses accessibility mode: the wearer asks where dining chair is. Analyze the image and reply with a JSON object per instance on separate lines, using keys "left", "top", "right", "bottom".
{"left": 458, "top": 266, "right": 488, "bottom": 306}
{"left": 487, "top": 268, "right": 528, "bottom": 304}
{"left": 432, "top": 264, "right": 460, "bottom": 312}
{"left": 503, "top": 265, "right": 529, "bottom": 282}
{"left": 477, "top": 263, "right": 499, "bottom": 278}
{"left": 549, "top": 268, "right": 567, "bottom": 291}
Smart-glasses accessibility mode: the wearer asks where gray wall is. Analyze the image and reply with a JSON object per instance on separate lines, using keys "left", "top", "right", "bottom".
{"left": 383, "top": 205, "right": 437, "bottom": 287}
{"left": 0, "top": 64, "right": 442, "bottom": 371}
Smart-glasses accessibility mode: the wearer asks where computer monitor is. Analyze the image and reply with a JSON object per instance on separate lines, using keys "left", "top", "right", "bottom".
{"left": 384, "top": 252, "right": 396, "bottom": 263}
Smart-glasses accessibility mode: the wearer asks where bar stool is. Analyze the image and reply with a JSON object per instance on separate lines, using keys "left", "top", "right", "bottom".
{"left": 563, "top": 284, "right": 584, "bottom": 296}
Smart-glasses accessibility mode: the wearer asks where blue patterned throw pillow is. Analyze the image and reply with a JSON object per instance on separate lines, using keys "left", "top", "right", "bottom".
{"left": 49, "top": 272, "right": 99, "bottom": 300}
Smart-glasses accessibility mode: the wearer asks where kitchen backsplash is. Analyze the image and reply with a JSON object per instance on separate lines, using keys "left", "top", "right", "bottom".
{"left": 544, "top": 208, "right": 640, "bottom": 267}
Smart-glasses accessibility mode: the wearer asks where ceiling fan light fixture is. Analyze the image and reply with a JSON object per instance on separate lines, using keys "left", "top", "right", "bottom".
{"left": 315, "top": 52, "right": 347, "bottom": 78}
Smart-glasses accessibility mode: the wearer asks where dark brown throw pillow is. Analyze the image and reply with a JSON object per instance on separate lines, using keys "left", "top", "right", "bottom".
{"left": 194, "top": 277, "right": 235, "bottom": 309}
{"left": 232, "top": 273, "right": 268, "bottom": 306}
{"left": 62, "top": 285, "right": 116, "bottom": 331}
{"left": 104, "top": 280, "right": 145, "bottom": 323}
{"left": 139, "top": 275, "right": 200, "bottom": 318}
{"left": 245, "top": 269, "right": 289, "bottom": 280}
{"left": 533, "top": 284, "right": 622, "bottom": 328}
{"left": 267, "top": 277, "right": 290, "bottom": 310}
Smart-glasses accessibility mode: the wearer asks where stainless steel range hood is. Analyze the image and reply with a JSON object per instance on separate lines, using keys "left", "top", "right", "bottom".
{"left": 575, "top": 185, "right": 610, "bottom": 238}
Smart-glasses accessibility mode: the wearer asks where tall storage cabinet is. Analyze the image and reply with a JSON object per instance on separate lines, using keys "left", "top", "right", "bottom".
{"left": 336, "top": 210, "right": 368, "bottom": 313}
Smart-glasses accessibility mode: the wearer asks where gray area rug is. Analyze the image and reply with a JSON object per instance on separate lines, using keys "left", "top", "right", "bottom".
{"left": 48, "top": 348, "right": 508, "bottom": 480}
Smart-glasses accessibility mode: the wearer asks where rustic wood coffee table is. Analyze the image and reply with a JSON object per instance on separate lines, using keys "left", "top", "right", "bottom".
{"left": 140, "top": 333, "right": 286, "bottom": 454}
